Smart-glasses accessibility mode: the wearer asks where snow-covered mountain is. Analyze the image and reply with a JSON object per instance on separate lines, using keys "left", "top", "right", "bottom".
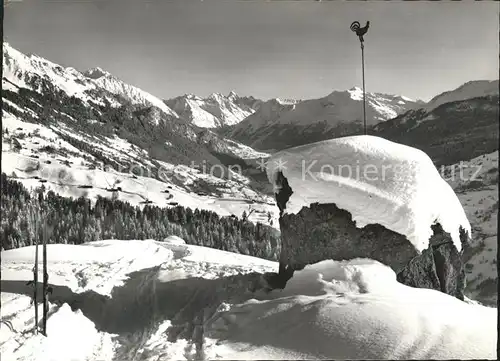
{"left": 424, "top": 80, "right": 499, "bottom": 112}
{"left": 229, "top": 87, "right": 422, "bottom": 151}
{"left": 164, "top": 92, "right": 262, "bottom": 128}
{"left": 2, "top": 43, "right": 179, "bottom": 121}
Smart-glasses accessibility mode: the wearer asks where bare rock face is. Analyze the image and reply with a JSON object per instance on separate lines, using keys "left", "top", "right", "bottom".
{"left": 397, "top": 223, "right": 468, "bottom": 300}
{"left": 275, "top": 172, "right": 469, "bottom": 300}
{"left": 279, "top": 202, "right": 419, "bottom": 274}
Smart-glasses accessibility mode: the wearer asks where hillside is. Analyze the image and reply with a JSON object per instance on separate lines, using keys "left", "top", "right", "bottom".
{"left": 423, "top": 80, "right": 499, "bottom": 112}
{"left": 441, "top": 151, "right": 498, "bottom": 306}
{"left": 373, "top": 94, "right": 499, "bottom": 166}
{"left": 2, "top": 43, "right": 275, "bottom": 219}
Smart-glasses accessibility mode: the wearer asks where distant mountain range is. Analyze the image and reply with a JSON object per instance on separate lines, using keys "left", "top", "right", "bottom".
{"left": 222, "top": 80, "right": 498, "bottom": 162}
{"left": 228, "top": 87, "right": 424, "bottom": 151}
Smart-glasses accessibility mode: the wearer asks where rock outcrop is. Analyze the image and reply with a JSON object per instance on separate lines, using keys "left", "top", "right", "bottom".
{"left": 397, "top": 223, "right": 468, "bottom": 300}
{"left": 274, "top": 172, "right": 470, "bottom": 300}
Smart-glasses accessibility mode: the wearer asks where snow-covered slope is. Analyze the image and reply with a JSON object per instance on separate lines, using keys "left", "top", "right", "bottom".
{"left": 1, "top": 110, "right": 278, "bottom": 227}
{"left": 165, "top": 92, "right": 261, "bottom": 128}
{"left": 1, "top": 239, "right": 496, "bottom": 360}
{"left": 230, "top": 98, "right": 299, "bottom": 134}
{"left": 197, "top": 129, "right": 269, "bottom": 160}
{"left": 424, "top": 80, "right": 499, "bottom": 112}
{"left": 83, "top": 67, "right": 179, "bottom": 118}
{"left": 441, "top": 151, "right": 498, "bottom": 306}
{"left": 2, "top": 43, "right": 179, "bottom": 119}
{"left": 230, "top": 87, "right": 421, "bottom": 151}
{"left": 266, "top": 135, "right": 471, "bottom": 253}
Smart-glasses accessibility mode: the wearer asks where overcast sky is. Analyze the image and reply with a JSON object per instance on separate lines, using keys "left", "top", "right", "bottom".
{"left": 4, "top": 0, "right": 499, "bottom": 101}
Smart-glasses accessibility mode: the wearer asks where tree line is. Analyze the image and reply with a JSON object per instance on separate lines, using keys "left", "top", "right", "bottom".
{"left": 0, "top": 173, "right": 280, "bottom": 261}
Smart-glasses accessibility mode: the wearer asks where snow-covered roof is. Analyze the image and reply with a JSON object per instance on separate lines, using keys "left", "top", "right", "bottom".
{"left": 266, "top": 135, "right": 471, "bottom": 252}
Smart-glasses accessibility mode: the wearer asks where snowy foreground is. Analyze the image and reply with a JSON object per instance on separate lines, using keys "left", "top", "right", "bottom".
{"left": 1, "top": 239, "right": 497, "bottom": 360}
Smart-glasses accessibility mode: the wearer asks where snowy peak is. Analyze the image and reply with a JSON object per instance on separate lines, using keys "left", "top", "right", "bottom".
{"left": 233, "top": 97, "right": 297, "bottom": 132}
{"left": 424, "top": 80, "right": 499, "bottom": 112}
{"left": 327, "top": 87, "right": 420, "bottom": 117}
{"left": 347, "top": 86, "right": 363, "bottom": 100}
{"left": 227, "top": 90, "right": 238, "bottom": 100}
{"left": 165, "top": 95, "right": 220, "bottom": 128}
{"left": 165, "top": 92, "right": 261, "bottom": 128}
{"left": 279, "top": 87, "right": 419, "bottom": 126}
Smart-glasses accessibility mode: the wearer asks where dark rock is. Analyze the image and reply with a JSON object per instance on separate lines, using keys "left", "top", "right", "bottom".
{"left": 397, "top": 223, "right": 468, "bottom": 300}
{"left": 278, "top": 202, "right": 419, "bottom": 276}
{"left": 274, "top": 171, "right": 293, "bottom": 216}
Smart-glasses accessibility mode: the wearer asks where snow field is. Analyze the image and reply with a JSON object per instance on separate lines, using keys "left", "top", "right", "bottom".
{"left": 1, "top": 240, "right": 496, "bottom": 360}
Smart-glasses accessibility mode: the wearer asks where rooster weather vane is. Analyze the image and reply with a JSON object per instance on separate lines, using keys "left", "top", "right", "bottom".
{"left": 350, "top": 21, "right": 370, "bottom": 135}
{"left": 350, "top": 21, "right": 370, "bottom": 45}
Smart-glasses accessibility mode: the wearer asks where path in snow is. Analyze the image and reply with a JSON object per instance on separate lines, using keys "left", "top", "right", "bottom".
{"left": 1, "top": 240, "right": 276, "bottom": 361}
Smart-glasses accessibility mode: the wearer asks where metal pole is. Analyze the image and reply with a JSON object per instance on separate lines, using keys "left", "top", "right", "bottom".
{"left": 350, "top": 20, "right": 370, "bottom": 136}
{"left": 361, "top": 42, "right": 367, "bottom": 135}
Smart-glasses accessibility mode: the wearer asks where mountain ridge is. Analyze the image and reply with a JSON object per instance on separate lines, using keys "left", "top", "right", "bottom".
{"left": 228, "top": 87, "right": 422, "bottom": 151}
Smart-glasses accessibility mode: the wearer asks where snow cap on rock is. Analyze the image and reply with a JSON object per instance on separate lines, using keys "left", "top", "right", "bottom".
{"left": 266, "top": 135, "right": 471, "bottom": 253}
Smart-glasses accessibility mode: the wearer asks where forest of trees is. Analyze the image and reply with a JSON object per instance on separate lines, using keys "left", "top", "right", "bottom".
{"left": 0, "top": 173, "right": 281, "bottom": 261}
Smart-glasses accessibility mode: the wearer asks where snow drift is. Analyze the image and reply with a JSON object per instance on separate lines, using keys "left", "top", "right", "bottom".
{"left": 208, "top": 259, "right": 497, "bottom": 360}
{"left": 1, "top": 240, "right": 496, "bottom": 360}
